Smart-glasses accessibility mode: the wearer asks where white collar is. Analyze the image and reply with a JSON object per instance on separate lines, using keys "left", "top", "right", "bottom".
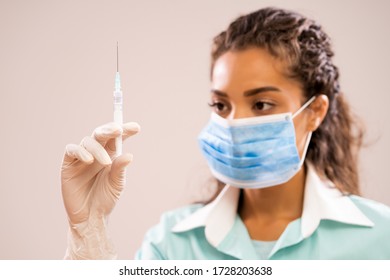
{"left": 172, "top": 164, "right": 374, "bottom": 247}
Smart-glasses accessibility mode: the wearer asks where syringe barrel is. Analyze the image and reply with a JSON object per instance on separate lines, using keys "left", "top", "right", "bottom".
{"left": 114, "top": 109, "right": 123, "bottom": 123}
{"left": 113, "top": 90, "right": 123, "bottom": 157}
{"left": 113, "top": 70, "right": 122, "bottom": 156}
{"left": 113, "top": 90, "right": 123, "bottom": 105}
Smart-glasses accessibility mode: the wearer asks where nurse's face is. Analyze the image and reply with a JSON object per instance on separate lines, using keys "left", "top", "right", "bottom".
{"left": 210, "top": 47, "right": 318, "bottom": 159}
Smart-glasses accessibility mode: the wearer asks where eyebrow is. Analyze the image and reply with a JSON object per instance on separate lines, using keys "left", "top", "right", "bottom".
{"left": 211, "top": 86, "right": 281, "bottom": 97}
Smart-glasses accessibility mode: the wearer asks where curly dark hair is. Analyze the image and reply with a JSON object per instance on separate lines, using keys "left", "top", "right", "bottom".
{"left": 210, "top": 7, "right": 363, "bottom": 195}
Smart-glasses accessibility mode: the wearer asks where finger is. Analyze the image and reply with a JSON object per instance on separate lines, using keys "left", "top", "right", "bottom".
{"left": 63, "top": 144, "right": 94, "bottom": 165}
{"left": 107, "top": 122, "right": 140, "bottom": 152}
{"left": 122, "top": 122, "right": 141, "bottom": 141}
{"left": 109, "top": 153, "right": 133, "bottom": 188}
{"left": 81, "top": 136, "right": 112, "bottom": 166}
{"left": 92, "top": 122, "right": 123, "bottom": 147}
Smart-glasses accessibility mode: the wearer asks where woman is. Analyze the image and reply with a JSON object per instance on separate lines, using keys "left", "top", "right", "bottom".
{"left": 61, "top": 7, "right": 390, "bottom": 259}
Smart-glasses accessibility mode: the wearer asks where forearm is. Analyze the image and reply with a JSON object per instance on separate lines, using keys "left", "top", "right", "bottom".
{"left": 64, "top": 216, "right": 117, "bottom": 260}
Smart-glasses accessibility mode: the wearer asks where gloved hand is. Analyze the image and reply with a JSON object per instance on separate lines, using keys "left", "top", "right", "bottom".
{"left": 61, "top": 122, "right": 140, "bottom": 259}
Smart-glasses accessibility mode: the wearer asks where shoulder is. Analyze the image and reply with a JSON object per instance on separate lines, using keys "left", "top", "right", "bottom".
{"left": 349, "top": 195, "right": 390, "bottom": 226}
{"left": 143, "top": 203, "right": 204, "bottom": 243}
{"left": 156, "top": 204, "right": 204, "bottom": 229}
{"left": 347, "top": 196, "right": 390, "bottom": 258}
{"left": 135, "top": 203, "right": 205, "bottom": 259}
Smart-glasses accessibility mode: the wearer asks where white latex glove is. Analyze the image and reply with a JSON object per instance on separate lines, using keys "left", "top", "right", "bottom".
{"left": 61, "top": 122, "right": 140, "bottom": 259}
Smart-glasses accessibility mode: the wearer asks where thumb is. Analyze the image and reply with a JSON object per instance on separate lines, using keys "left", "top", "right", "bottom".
{"left": 109, "top": 153, "right": 133, "bottom": 188}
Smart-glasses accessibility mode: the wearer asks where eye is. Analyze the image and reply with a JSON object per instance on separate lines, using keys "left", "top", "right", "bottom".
{"left": 208, "top": 101, "right": 228, "bottom": 113}
{"left": 253, "top": 101, "right": 274, "bottom": 112}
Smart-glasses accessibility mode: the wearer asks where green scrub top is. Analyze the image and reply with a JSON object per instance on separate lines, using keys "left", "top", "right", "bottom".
{"left": 135, "top": 165, "right": 390, "bottom": 260}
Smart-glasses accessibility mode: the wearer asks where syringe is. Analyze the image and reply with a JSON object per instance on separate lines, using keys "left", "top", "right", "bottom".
{"left": 113, "top": 42, "right": 123, "bottom": 157}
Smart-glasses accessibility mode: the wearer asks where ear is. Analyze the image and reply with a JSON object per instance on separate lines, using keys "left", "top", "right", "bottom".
{"left": 307, "top": 94, "right": 329, "bottom": 131}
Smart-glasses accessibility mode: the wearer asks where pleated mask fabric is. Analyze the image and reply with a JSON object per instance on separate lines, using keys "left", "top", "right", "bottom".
{"left": 198, "top": 97, "right": 315, "bottom": 189}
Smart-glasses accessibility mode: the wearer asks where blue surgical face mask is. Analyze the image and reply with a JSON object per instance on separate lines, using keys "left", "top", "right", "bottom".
{"left": 198, "top": 96, "right": 316, "bottom": 189}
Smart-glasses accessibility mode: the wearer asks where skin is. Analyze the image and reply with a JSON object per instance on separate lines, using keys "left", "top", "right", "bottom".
{"left": 210, "top": 47, "right": 329, "bottom": 241}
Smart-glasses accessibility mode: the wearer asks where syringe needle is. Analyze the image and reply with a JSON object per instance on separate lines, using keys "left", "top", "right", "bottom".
{"left": 114, "top": 42, "right": 123, "bottom": 157}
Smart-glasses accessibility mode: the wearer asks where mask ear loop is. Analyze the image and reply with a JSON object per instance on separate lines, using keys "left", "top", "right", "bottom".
{"left": 299, "top": 131, "right": 312, "bottom": 167}
{"left": 292, "top": 96, "right": 316, "bottom": 119}
{"left": 291, "top": 95, "right": 316, "bottom": 167}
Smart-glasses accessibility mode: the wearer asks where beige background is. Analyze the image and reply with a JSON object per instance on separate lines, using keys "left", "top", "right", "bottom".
{"left": 0, "top": 0, "right": 389, "bottom": 259}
